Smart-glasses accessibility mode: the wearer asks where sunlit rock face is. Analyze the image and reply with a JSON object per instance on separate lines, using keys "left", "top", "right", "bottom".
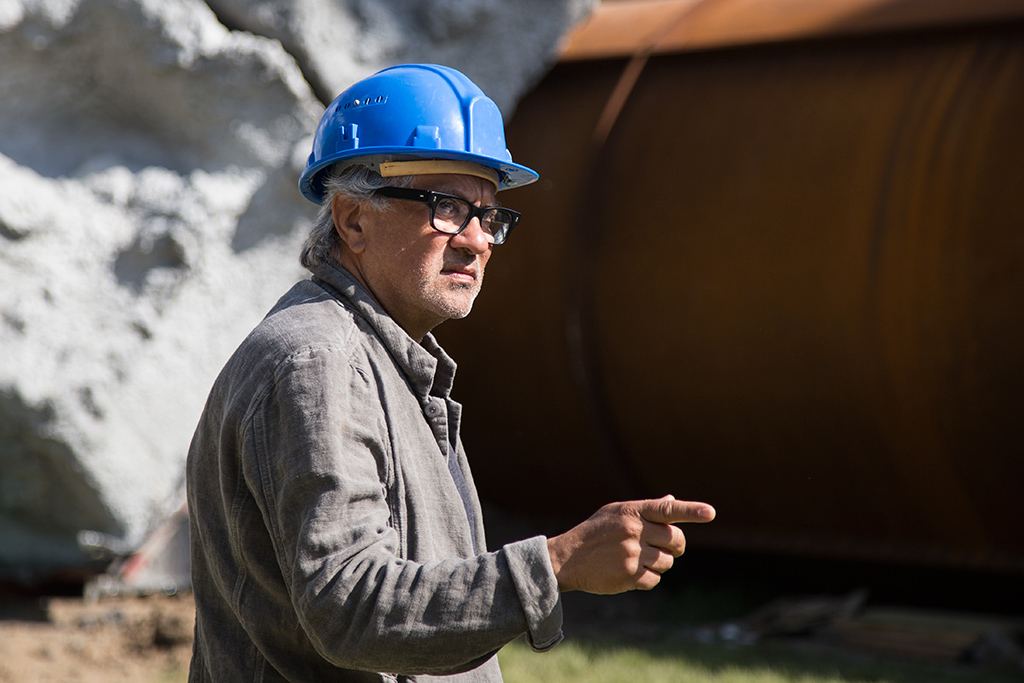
{"left": 204, "top": 0, "right": 596, "bottom": 115}
{"left": 0, "top": 0, "right": 323, "bottom": 572}
{"left": 0, "top": 0, "right": 595, "bottom": 575}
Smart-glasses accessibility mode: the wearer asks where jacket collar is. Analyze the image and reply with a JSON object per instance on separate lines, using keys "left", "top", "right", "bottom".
{"left": 309, "top": 259, "right": 457, "bottom": 401}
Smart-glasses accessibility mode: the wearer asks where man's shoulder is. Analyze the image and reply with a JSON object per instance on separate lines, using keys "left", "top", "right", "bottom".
{"left": 244, "top": 278, "right": 371, "bottom": 364}
{"left": 210, "top": 279, "right": 382, "bottom": 396}
{"left": 194, "top": 279, "right": 384, "bottom": 434}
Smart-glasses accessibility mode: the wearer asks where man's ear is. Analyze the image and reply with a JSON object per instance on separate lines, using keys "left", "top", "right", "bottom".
{"left": 331, "top": 193, "right": 367, "bottom": 255}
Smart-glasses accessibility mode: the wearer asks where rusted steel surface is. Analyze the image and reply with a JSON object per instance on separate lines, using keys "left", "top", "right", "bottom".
{"left": 438, "top": 2, "right": 1024, "bottom": 572}
{"left": 563, "top": 0, "right": 1024, "bottom": 60}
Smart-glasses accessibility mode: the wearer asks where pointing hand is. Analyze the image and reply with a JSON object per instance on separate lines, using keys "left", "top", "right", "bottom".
{"left": 546, "top": 495, "right": 715, "bottom": 594}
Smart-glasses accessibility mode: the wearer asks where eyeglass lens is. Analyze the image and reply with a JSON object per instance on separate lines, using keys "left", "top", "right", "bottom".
{"left": 432, "top": 196, "right": 514, "bottom": 242}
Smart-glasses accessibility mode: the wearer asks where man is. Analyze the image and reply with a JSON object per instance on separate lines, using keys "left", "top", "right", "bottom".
{"left": 187, "top": 64, "right": 715, "bottom": 682}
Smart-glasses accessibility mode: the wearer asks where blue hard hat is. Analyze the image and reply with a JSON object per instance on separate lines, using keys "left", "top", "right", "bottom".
{"left": 299, "top": 64, "right": 539, "bottom": 203}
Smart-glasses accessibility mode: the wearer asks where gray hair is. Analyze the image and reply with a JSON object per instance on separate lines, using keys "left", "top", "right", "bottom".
{"left": 300, "top": 165, "right": 412, "bottom": 269}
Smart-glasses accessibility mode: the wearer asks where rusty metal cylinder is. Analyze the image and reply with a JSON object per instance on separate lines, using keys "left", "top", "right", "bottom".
{"left": 438, "top": 5, "right": 1024, "bottom": 572}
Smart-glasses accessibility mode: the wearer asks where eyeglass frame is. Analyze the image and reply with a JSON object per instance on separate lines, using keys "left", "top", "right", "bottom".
{"left": 372, "top": 186, "right": 521, "bottom": 245}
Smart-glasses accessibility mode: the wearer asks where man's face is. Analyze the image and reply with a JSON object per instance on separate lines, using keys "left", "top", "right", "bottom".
{"left": 345, "top": 173, "right": 497, "bottom": 340}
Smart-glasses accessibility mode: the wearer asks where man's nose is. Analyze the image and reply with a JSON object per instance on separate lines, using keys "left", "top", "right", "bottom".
{"left": 450, "top": 217, "right": 492, "bottom": 254}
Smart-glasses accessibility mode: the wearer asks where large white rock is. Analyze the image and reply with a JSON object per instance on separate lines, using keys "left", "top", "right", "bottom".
{"left": 0, "top": 0, "right": 596, "bottom": 576}
{"left": 0, "top": 0, "right": 321, "bottom": 572}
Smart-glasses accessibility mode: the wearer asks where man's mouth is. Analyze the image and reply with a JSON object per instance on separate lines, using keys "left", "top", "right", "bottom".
{"left": 441, "top": 264, "right": 477, "bottom": 284}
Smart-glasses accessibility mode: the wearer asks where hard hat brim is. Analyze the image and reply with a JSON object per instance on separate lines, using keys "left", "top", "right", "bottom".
{"left": 299, "top": 149, "right": 539, "bottom": 204}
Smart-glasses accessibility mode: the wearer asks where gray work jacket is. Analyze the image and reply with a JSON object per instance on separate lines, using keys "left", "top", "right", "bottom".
{"left": 186, "top": 259, "right": 563, "bottom": 682}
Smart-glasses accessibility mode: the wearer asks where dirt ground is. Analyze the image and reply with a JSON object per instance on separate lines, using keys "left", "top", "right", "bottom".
{"left": 2, "top": 584, "right": 1019, "bottom": 683}
{"left": 0, "top": 591, "right": 194, "bottom": 683}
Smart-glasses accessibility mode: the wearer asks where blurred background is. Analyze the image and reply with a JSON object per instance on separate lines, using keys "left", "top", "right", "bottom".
{"left": 438, "top": 0, "right": 1024, "bottom": 606}
{"left": 2, "top": 0, "right": 1023, "bottom": 674}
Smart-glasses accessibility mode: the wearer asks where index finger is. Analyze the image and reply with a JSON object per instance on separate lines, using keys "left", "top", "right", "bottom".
{"left": 638, "top": 496, "right": 716, "bottom": 524}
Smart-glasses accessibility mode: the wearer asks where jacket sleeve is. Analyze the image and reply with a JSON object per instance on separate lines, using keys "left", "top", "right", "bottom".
{"left": 241, "top": 344, "right": 563, "bottom": 676}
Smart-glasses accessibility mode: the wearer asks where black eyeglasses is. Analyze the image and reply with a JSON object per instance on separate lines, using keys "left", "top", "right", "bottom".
{"left": 374, "top": 187, "right": 520, "bottom": 245}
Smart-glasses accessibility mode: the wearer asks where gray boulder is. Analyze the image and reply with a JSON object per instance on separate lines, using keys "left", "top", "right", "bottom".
{"left": 0, "top": 0, "right": 321, "bottom": 573}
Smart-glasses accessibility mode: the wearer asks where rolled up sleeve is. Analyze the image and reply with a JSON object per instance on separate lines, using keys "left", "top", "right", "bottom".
{"left": 502, "top": 537, "right": 564, "bottom": 651}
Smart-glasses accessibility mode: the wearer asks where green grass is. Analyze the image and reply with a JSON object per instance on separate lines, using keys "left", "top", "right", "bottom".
{"left": 497, "top": 637, "right": 1022, "bottom": 683}
{"left": 155, "top": 666, "right": 189, "bottom": 683}
{"left": 156, "top": 637, "right": 1020, "bottom": 683}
